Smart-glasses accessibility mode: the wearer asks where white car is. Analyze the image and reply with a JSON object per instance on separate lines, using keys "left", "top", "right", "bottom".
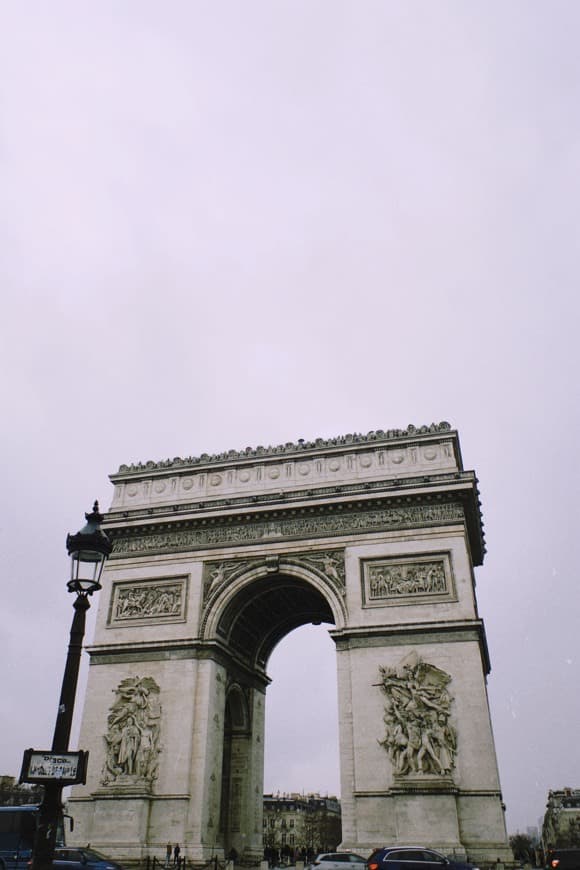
{"left": 311, "top": 854, "right": 368, "bottom": 870}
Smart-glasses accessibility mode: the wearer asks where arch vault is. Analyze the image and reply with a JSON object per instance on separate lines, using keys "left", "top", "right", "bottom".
{"left": 70, "top": 424, "right": 511, "bottom": 864}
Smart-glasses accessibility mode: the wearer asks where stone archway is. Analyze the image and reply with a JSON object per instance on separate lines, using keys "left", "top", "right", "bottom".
{"left": 69, "top": 424, "right": 512, "bottom": 865}
{"left": 207, "top": 563, "right": 342, "bottom": 857}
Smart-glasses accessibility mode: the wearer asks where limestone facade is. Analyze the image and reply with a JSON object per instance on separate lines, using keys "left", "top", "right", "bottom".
{"left": 69, "top": 424, "right": 511, "bottom": 865}
{"left": 542, "top": 788, "right": 580, "bottom": 850}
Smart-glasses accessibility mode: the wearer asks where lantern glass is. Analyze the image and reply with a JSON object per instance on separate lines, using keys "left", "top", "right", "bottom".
{"left": 66, "top": 502, "right": 112, "bottom": 595}
{"left": 68, "top": 549, "right": 106, "bottom": 594}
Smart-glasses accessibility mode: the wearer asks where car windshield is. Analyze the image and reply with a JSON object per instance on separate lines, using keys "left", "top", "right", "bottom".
{"left": 83, "top": 851, "right": 112, "bottom": 862}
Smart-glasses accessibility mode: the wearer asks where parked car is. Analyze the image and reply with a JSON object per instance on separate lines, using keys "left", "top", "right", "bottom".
{"left": 545, "top": 848, "right": 580, "bottom": 870}
{"left": 367, "top": 847, "right": 479, "bottom": 870}
{"left": 311, "top": 853, "right": 369, "bottom": 870}
{"left": 48, "top": 848, "right": 125, "bottom": 870}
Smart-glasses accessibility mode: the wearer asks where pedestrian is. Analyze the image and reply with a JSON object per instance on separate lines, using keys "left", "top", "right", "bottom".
{"left": 173, "top": 844, "right": 181, "bottom": 867}
{"left": 166, "top": 844, "right": 172, "bottom": 868}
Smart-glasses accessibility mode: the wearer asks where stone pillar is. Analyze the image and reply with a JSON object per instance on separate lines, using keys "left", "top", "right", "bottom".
{"left": 184, "top": 658, "right": 227, "bottom": 861}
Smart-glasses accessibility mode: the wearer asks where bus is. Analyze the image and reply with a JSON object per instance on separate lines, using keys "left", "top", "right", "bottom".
{"left": 0, "top": 806, "right": 65, "bottom": 870}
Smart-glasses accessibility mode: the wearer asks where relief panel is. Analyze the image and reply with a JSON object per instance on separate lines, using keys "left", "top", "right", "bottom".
{"left": 101, "top": 676, "right": 162, "bottom": 788}
{"left": 108, "top": 575, "right": 188, "bottom": 627}
{"left": 378, "top": 651, "right": 457, "bottom": 780}
{"left": 361, "top": 552, "right": 455, "bottom": 608}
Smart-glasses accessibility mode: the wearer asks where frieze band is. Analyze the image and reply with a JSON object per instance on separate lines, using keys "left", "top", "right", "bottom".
{"left": 111, "top": 502, "right": 465, "bottom": 557}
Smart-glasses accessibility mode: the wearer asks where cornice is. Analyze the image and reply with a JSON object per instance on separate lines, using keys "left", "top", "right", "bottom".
{"left": 331, "top": 618, "right": 491, "bottom": 674}
{"left": 86, "top": 637, "right": 270, "bottom": 689}
{"left": 111, "top": 422, "right": 454, "bottom": 479}
{"left": 105, "top": 470, "right": 479, "bottom": 523}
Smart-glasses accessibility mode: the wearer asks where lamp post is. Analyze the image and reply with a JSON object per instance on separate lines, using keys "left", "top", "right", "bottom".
{"left": 30, "top": 502, "right": 112, "bottom": 870}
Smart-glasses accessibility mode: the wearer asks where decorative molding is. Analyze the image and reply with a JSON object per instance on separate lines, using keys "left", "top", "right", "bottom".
{"left": 101, "top": 676, "right": 162, "bottom": 789}
{"left": 361, "top": 553, "right": 455, "bottom": 608}
{"left": 377, "top": 651, "right": 457, "bottom": 779}
{"left": 112, "top": 502, "right": 465, "bottom": 558}
{"left": 115, "top": 422, "right": 452, "bottom": 475}
{"left": 108, "top": 576, "right": 187, "bottom": 626}
{"left": 202, "top": 549, "right": 346, "bottom": 603}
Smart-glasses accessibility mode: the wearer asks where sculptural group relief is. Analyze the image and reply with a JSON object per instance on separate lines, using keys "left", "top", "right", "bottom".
{"left": 202, "top": 549, "right": 345, "bottom": 603}
{"left": 378, "top": 652, "right": 456, "bottom": 778}
{"left": 101, "top": 676, "right": 162, "bottom": 787}
{"left": 363, "top": 555, "right": 454, "bottom": 606}
{"left": 109, "top": 578, "right": 187, "bottom": 625}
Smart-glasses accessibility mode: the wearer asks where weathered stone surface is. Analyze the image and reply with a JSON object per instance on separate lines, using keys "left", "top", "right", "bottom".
{"left": 69, "top": 426, "right": 510, "bottom": 864}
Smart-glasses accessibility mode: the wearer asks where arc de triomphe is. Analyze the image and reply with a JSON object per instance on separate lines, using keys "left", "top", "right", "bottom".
{"left": 70, "top": 423, "right": 511, "bottom": 864}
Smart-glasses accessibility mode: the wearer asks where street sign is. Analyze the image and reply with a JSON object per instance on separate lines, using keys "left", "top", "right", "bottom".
{"left": 19, "top": 749, "right": 89, "bottom": 785}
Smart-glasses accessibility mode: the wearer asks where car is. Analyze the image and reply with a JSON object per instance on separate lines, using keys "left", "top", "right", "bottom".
{"left": 545, "top": 848, "right": 580, "bottom": 870}
{"left": 311, "top": 853, "right": 369, "bottom": 870}
{"left": 367, "top": 847, "right": 479, "bottom": 870}
{"left": 49, "top": 848, "right": 125, "bottom": 870}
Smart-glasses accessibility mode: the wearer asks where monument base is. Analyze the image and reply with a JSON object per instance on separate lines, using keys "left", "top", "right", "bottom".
{"left": 391, "top": 774, "right": 458, "bottom": 793}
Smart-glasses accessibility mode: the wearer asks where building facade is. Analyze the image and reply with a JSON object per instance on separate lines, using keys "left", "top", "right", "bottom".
{"left": 0, "top": 777, "right": 43, "bottom": 807}
{"left": 542, "top": 788, "right": 580, "bottom": 850}
{"left": 263, "top": 793, "right": 341, "bottom": 860}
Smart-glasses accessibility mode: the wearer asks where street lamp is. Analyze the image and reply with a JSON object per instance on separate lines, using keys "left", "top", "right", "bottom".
{"left": 29, "top": 502, "right": 112, "bottom": 870}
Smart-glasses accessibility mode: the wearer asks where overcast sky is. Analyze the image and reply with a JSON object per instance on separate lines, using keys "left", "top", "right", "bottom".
{"left": 1, "top": 1, "right": 578, "bottom": 836}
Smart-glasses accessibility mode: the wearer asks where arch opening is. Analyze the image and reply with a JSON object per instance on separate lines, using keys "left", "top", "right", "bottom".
{"left": 264, "top": 624, "right": 340, "bottom": 798}
{"left": 216, "top": 572, "right": 335, "bottom": 668}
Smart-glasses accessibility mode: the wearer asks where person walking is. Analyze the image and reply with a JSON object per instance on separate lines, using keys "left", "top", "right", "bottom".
{"left": 173, "top": 845, "right": 181, "bottom": 868}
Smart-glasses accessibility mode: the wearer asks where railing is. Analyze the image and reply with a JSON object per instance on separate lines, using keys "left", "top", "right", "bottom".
{"left": 143, "top": 855, "right": 273, "bottom": 870}
{"left": 144, "top": 856, "right": 193, "bottom": 870}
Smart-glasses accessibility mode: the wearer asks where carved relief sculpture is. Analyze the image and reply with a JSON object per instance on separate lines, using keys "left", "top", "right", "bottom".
{"left": 202, "top": 550, "right": 346, "bottom": 604}
{"left": 113, "top": 503, "right": 465, "bottom": 557}
{"left": 101, "top": 676, "right": 162, "bottom": 787}
{"left": 109, "top": 578, "right": 186, "bottom": 625}
{"left": 367, "top": 559, "right": 447, "bottom": 601}
{"left": 378, "top": 652, "right": 456, "bottom": 778}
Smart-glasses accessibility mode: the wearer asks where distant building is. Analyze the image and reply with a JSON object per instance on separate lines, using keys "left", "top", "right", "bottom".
{"left": 263, "top": 793, "right": 341, "bottom": 859}
{"left": 542, "top": 788, "right": 580, "bottom": 849}
{"left": 0, "top": 776, "right": 43, "bottom": 806}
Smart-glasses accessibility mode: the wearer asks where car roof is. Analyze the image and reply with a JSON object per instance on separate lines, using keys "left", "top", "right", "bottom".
{"left": 374, "top": 847, "right": 447, "bottom": 855}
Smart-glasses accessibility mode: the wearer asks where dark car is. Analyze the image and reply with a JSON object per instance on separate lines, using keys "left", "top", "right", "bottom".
{"left": 367, "top": 847, "right": 479, "bottom": 870}
{"left": 546, "top": 849, "right": 580, "bottom": 870}
{"left": 50, "top": 848, "right": 125, "bottom": 870}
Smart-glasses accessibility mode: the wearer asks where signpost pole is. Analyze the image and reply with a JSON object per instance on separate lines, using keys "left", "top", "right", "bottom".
{"left": 30, "top": 594, "right": 91, "bottom": 870}
{"left": 27, "top": 503, "right": 111, "bottom": 870}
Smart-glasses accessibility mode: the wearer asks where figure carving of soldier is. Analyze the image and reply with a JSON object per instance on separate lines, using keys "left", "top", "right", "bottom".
{"left": 118, "top": 715, "right": 141, "bottom": 775}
